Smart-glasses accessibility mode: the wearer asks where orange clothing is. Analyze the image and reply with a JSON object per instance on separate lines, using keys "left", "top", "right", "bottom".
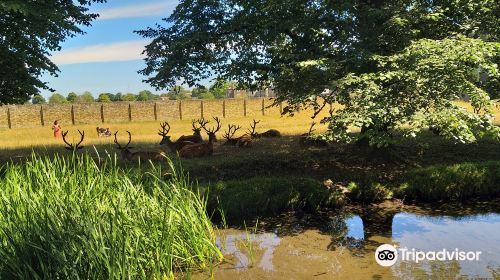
{"left": 53, "top": 124, "right": 61, "bottom": 138}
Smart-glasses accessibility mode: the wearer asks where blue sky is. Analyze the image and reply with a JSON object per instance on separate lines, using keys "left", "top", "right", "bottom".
{"left": 41, "top": 0, "right": 179, "bottom": 98}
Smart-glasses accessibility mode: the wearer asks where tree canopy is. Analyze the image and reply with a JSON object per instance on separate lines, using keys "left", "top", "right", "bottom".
{"left": 31, "top": 95, "right": 46, "bottom": 105}
{"left": 49, "top": 93, "right": 68, "bottom": 104}
{"left": 0, "top": 0, "right": 105, "bottom": 105}
{"left": 97, "top": 93, "right": 111, "bottom": 103}
{"left": 137, "top": 0, "right": 500, "bottom": 145}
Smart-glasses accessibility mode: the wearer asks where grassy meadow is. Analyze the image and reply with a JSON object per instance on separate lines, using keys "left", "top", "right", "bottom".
{"left": 0, "top": 101, "right": 499, "bottom": 278}
{"left": 0, "top": 107, "right": 331, "bottom": 160}
{"left": 0, "top": 100, "right": 497, "bottom": 158}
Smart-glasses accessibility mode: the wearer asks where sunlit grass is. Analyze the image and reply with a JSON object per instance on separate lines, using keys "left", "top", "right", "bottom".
{"left": 0, "top": 102, "right": 500, "bottom": 153}
{"left": 0, "top": 110, "right": 329, "bottom": 150}
{"left": 0, "top": 153, "right": 222, "bottom": 279}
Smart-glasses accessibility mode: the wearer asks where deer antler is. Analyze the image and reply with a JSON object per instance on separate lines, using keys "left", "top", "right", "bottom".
{"left": 247, "top": 119, "right": 260, "bottom": 136}
{"left": 62, "top": 130, "right": 85, "bottom": 150}
{"left": 223, "top": 124, "right": 241, "bottom": 140}
{"left": 158, "top": 122, "right": 170, "bottom": 136}
{"left": 125, "top": 131, "right": 132, "bottom": 149}
{"left": 196, "top": 118, "right": 209, "bottom": 129}
{"left": 191, "top": 119, "right": 202, "bottom": 131}
{"left": 114, "top": 131, "right": 132, "bottom": 149}
{"left": 209, "top": 117, "right": 222, "bottom": 133}
{"left": 114, "top": 131, "right": 122, "bottom": 149}
{"left": 200, "top": 117, "right": 222, "bottom": 134}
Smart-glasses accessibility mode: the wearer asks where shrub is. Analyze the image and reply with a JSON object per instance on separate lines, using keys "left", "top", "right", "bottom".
{"left": 203, "top": 177, "right": 344, "bottom": 221}
{"left": 0, "top": 154, "right": 222, "bottom": 279}
{"left": 396, "top": 161, "right": 500, "bottom": 201}
{"left": 347, "top": 181, "right": 393, "bottom": 202}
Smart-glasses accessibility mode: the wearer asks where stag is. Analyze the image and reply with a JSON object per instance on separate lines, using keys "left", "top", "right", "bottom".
{"left": 158, "top": 122, "right": 195, "bottom": 152}
{"left": 96, "top": 127, "right": 112, "bottom": 137}
{"left": 222, "top": 124, "right": 242, "bottom": 146}
{"left": 179, "top": 117, "right": 222, "bottom": 158}
{"left": 114, "top": 131, "right": 165, "bottom": 162}
{"left": 62, "top": 130, "right": 85, "bottom": 151}
{"left": 247, "top": 119, "right": 281, "bottom": 138}
{"left": 177, "top": 119, "right": 205, "bottom": 143}
{"left": 223, "top": 124, "right": 252, "bottom": 148}
{"left": 300, "top": 122, "right": 328, "bottom": 147}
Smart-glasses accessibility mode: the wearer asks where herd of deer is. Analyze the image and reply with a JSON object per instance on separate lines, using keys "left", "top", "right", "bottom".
{"left": 60, "top": 117, "right": 330, "bottom": 162}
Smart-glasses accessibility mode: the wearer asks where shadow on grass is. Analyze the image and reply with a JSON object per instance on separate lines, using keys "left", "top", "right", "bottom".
{"left": 1, "top": 133, "right": 499, "bottom": 181}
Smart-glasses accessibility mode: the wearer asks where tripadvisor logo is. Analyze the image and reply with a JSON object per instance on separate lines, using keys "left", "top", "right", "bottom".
{"left": 375, "top": 244, "right": 482, "bottom": 267}
{"left": 375, "top": 244, "right": 398, "bottom": 267}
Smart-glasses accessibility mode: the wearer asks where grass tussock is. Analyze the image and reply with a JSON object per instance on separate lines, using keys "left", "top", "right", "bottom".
{"left": 0, "top": 153, "right": 222, "bottom": 279}
{"left": 202, "top": 177, "right": 345, "bottom": 222}
{"left": 396, "top": 161, "right": 500, "bottom": 201}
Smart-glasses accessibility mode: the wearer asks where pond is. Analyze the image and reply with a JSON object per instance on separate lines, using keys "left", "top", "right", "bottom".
{"left": 194, "top": 200, "right": 500, "bottom": 279}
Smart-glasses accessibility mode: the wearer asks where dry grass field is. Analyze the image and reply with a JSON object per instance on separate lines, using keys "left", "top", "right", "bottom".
{"left": 0, "top": 100, "right": 498, "bottom": 163}
{"left": 0, "top": 106, "right": 331, "bottom": 161}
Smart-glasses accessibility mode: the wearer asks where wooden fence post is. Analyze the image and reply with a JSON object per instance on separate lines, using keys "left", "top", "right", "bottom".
{"left": 261, "top": 98, "right": 265, "bottom": 116}
{"left": 222, "top": 100, "right": 226, "bottom": 118}
{"left": 40, "top": 105, "right": 45, "bottom": 126}
{"left": 128, "top": 103, "right": 132, "bottom": 121}
{"left": 71, "top": 105, "right": 75, "bottom": 125}
{"left": 243, "top": 99, "right": 247, "bottom": 117}
{"left": 153, "top": 102, "right": 158, "bottom": 121}
{"left": 279, "top": 102, "right": 283, "bottom": 114}
{"left": 200, "top": 100, "right": 204, "bottom": 119}
{"left": 7, "top": 107, "right": 11, "bottom": 129}
{"left": 179, "top": 101, "right": 183, "bottom": 120}
{"left": 100, "top": 104, "right": 105, "bottom": 123}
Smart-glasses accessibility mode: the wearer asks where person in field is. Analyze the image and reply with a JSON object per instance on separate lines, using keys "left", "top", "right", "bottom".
{"left": 52, "top": 120, "right": 62, "bottom": 139}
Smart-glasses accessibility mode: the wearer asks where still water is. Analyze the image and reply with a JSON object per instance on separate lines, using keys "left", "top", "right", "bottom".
{"left": 195, "top": 200, "right": 500, "bottom": 279}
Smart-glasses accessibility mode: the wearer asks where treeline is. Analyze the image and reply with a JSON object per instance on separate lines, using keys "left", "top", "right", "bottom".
{"left": 31, "top": 81, "right": 234, "bottom": 105}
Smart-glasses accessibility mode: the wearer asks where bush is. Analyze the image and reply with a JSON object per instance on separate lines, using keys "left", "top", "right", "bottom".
{"left": 0, "top": 154, "right": 221, "bottom": 279}
{"left": 396, "top": 161, "right": 500, "bottom": 201}
{"left": 202, "top": 177, "right": 344, "bottom": 221}
{"left": 347, "top": 181, "right": 393, "bottom": 202}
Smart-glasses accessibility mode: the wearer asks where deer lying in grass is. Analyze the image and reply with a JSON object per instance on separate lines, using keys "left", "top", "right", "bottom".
{"left": 114, "top": 131, "right": 165, "bottom": 162}
{"left": 247, "top": 119, "right": 281, "bottom": 138}
{"left": 223, "top": 124, "right": 242, "bottom": 146}
{"left": 96, "top": 127, "right": 111, "bottom": 137}
{"left": 62, "top": 130, "right": 85, "bottom": 151}
{"left": 177, "top": 119, "right": 205, "bottom": 143}
{"left": 158, "top": 122, "right": 195, "bottom": 152}
{"left": 300, "top": 122, "right": 329, "bottom": 147}
{"left": 223, "top": 124, "right": 253, "bottom": 148}
{"left": 179, "top": 117, "right": 222, "bottom": 158}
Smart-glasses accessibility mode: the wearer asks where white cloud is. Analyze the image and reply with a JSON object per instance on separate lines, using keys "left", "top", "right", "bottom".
{"left": 97, "top": 1, "right": 177, "bottom": 20}
{"left": 51, "top": 40, "right": 149, "bottom": 65}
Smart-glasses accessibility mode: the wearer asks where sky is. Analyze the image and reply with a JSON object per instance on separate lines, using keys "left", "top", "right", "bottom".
{"left": 41, "top": 0, "right": 180, "bottom": 98}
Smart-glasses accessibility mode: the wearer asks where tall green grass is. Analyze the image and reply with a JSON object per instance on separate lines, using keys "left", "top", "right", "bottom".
{"left": 0, "top": 153, "right": 222, "bottom": 279}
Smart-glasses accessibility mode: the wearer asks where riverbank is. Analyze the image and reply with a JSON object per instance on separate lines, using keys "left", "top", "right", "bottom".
{"left": 179, "top": 134, "right": 500, "bottom": 222}
{"left": 2, "top": 132, "right": 498, "bottom": 223}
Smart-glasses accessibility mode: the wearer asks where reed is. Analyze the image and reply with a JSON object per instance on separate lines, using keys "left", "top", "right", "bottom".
{"left": 0, "top": 153, "right": 222, "bottom": 279}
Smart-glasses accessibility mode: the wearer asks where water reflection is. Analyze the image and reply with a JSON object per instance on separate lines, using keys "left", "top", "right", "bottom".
{"left": 203, "top": 200, "right": 500, "bottom": 279}
{"left": 392, "top": 212, "right": 500, "bottom": 278}
{"left": 217, "top": 232, "right": 281, "bottom": 271}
